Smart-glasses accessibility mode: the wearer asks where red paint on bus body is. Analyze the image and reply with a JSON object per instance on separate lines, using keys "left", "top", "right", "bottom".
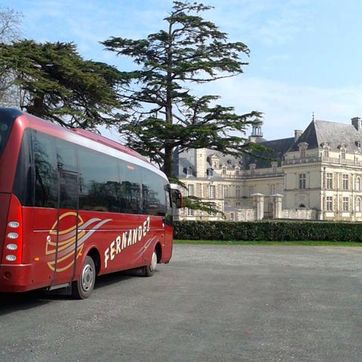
{"left": 0, "top": 110, "right": 174, "bottom": 294}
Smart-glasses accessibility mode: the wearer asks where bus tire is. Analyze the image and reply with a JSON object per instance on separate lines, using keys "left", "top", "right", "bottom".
{"left": 72, "top": 256, "right": 96, "bottom": 299}
{"left": 143, "top": 250, "right": 158, "bottom": 277}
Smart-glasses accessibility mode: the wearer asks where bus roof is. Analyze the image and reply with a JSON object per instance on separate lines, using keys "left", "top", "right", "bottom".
{"left": 0, "top": 108, "right": 165, "bottom": 178}
{"left": 71, "top": 128, "right": 148, "bottom": 162}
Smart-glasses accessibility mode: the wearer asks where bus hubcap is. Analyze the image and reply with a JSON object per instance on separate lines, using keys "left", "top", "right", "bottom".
{"left": 150, "top": 251, "right": 157, "bottom": 271}
{"left": 82, "top": 264, "right": 94, "bottom": 291}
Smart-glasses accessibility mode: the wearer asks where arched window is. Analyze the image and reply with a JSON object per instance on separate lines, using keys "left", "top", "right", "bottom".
{"left": 356, "top": 197, "right": 362, "bottom": 212}
{"left": 356, "top": 177, "right": 361, "bottom": 191}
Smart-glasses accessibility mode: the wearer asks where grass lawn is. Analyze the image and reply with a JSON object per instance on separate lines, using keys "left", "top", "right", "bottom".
{"left": 174, "top": 239, "right": 362, "bottom": 247}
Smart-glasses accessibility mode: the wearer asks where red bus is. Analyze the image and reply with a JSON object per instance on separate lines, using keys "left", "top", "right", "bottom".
{"left": 0, "top": 108, "right": 181, "bottom": 298}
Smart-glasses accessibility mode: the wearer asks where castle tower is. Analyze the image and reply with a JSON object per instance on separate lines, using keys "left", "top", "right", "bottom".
{"left": 249, "top": 117, "right": 263, "bottom": 143}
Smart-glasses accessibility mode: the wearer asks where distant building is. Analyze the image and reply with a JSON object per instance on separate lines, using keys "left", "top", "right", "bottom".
{"left": 174, "top": 117, "right": 362, "bottom": 221}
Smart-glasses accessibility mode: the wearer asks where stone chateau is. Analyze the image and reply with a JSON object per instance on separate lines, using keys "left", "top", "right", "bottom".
{"left": 174, "top": 117, "right": 362, "bottom": 221}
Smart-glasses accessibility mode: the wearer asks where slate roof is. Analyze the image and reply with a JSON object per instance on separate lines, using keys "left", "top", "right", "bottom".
{"left": 289, "top": 120, "right": 362, "bottom": 152}
{"left": 174, "top": 119, "right": 362, "bottom": 177}
{"left": 245, "top": 137, "right": 295, "bottom": 168}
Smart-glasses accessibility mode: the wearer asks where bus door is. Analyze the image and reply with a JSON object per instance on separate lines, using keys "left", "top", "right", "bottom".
{"left": 51, "top": 143, "right": 80, "bottom": 288}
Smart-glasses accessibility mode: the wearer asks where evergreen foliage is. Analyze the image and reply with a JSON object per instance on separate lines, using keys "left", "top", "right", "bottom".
{"left": 0, "top": 40, "right": 125, "bottom": 129}
{"left": 102, "top": 1, "right": 261, "bottom": 177}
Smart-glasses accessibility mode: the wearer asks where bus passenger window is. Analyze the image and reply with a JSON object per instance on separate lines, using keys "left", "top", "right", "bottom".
{"left": 78, "top": 148, "right": 119, "bottom": 212}
{"left": 33, "top": 132, "right": 58, "bottom": 208}
{"left": 141, "top": 168, "right": 167, "bottom": 215}
{"left": 119, "top": 161, "right": 142, "bottom": 214}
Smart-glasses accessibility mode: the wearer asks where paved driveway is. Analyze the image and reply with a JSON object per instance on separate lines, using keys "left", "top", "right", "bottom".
{"left": 1, "top": 245, "right": 362, "bottom": 362}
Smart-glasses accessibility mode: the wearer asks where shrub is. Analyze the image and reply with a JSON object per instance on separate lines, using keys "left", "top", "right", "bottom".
{"left": 173, "top": 220, "right": 362, "bottom": 242}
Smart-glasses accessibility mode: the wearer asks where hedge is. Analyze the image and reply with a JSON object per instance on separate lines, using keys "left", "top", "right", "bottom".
{"left": 173, "top": 220, "right": 362, "bottom": 242}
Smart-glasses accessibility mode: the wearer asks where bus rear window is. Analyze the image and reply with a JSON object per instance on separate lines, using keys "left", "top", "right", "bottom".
{"left": 0, "top": 120, "right": 12, "bottom": 154}
{"left": 0, "top": 108, "right": 21, "bottom": 155}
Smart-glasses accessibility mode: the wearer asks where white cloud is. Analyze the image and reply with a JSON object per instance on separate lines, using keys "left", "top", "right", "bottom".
{"left": 202, "top": 76, "right": 362, "bottom": 140}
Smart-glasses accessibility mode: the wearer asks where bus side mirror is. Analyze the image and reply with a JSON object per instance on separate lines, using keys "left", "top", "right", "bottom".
{"left": 171, "top": 189, "right": 184, "bottom": 209}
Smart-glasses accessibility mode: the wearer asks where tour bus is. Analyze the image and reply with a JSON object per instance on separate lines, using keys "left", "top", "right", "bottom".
{"left": 0, "top": 108, "right": 182, "bottom": 299}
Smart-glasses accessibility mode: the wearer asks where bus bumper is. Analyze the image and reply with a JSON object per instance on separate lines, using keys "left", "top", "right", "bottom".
{"left": 0, "top": 263, "right": 35, "bottom": 292}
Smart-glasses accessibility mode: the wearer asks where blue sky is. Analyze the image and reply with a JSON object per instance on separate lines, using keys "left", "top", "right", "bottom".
{"left": 3, "top": 0, "right": 362, "bottom": 140}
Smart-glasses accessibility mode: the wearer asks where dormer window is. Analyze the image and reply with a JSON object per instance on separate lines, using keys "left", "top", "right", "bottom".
{"left": 298, "top": 142, "right": 308, "bottom": 159}
{"left": 186, "top": 166, "right": 193, "bottom": 177}
{"left": 249, "top": 163, "right": 256, "bottom": 175}
{"left": 271, "top": 161, "right": 278, "bottom": 173}
{"left": 321, "top": 142, "right": 330, "bottom": 158}
{"left": 338, "top": 144, "right": 347, "bottom": 160}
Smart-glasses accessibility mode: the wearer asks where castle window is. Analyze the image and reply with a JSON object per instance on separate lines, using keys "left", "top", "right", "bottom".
{"left": 356, "top": 177, "right": 361, "bottom": 191}
{"left": 223, "top": 185, "right": 229, "bottom": 198}
{"left": 188, "top": 184, "right": 194, "bottom": 196}
{"left": 206, "top": 168, "right": 214, "bottom": 177}
{"left": 236, "top": 186, "right": 241, "bottom": 198}
{"left": 299, "top": 173, "right": 306, "bottom": 189}
{"left": 187, "top": 208, "right": 194, "bottom": 216}
{"left": 196, "top": 183, "right": 202, "bottom": 197}
{"left": 271, "top": 161, "right": 278, "bottom": 173}
{"left": 321, "top": 143, "right": 330, "bottom": 158}
{"left": 298, "top": 142, "right": 308, "bottom": 159}
{"left": 209, "top": 185, "right": 216, "bottom": 199}
{"left": 342, "top": 174, "right": 349, "bottom": 190}
{"left": 326, "top": 196, "right": 333, "bottom": 211}
{"left": 249, "top": 163, "right": 256, "bottom": 175}
{"left": 339, "top": 145, "right": 346, "bottom": 160}
{"left": 343, "top": 197, "right": 349, "bottom": 211}
{"left": 356, "top": 197, "right": 362, "bottom": 212}
{"left": 326, "top": 173, "right": 333, "bottom": 189}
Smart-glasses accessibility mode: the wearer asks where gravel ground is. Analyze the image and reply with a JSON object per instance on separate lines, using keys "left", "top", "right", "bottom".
{"left": 0, "top": 244, "right": 362, "bottom": 362}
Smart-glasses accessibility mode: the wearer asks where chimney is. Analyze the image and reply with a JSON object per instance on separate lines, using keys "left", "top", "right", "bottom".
{"left": 351, "top": 117, "right": 362, "bottom": 131}
{"left": 294, "top": 130, "right": 303, "bottom": 141}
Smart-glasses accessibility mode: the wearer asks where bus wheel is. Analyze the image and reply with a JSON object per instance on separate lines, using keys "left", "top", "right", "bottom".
{"left": 72, "top": 256, "right": 96, "bottom": 299}
{"left": 143, "top": 250, "right": 158, "bottom": 277}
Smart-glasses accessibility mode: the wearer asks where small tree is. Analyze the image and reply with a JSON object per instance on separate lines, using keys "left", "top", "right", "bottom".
{"left": 0, "top": 7, "right": 22, "bottom": 106}
{"left": 102, "top": 0, "right": 260, "bottom": 177}
{"left": 0, "top": 40, "right": 125, "bottom": 129}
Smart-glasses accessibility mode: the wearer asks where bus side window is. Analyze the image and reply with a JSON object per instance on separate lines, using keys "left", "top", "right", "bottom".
{"left": 78, "top": 148, "right": 119, "bottom": 212}
{"left": 141, "top": 168, "right": 167, "bottom": 216}
{"left": 33, "top": 132, "right": 58, "bottom": 208}
{"left": 56, "top": 140, "right": 78, "bottom": 210}
{"left": 119, "top": 160, "right": 142, "bottom": 214}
